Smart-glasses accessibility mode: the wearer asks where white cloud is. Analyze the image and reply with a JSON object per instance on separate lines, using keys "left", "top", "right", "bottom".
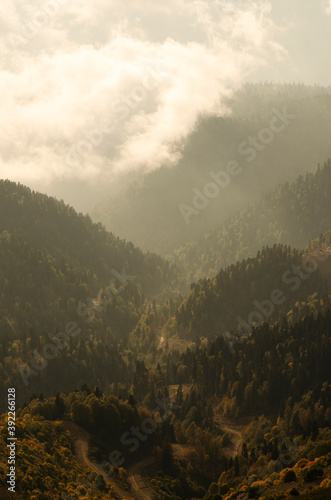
{"left": 0, "top": 0, "right": 286, "bottom": 189}
{"left": 326, "top": 1, "right": 331, "bottom": 14}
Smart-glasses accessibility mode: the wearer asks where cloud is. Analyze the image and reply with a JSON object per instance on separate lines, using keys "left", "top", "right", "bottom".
{"left": 326, "top": 1, "right": 331, "bottom": 14}
{"left": 0, "top": 0, "right": 286, "bottom": 190}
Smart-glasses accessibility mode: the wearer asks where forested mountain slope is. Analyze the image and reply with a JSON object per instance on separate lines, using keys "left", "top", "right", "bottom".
{"left": 93, "top": 83, "right": 331, "bottom": 253}
{"left": 0, "top": 184, "right": 330, "bottom": 498}
{"left": 0, "top": 180, "right": 177, "bottom": 410}
{"left": 175, "top": 245, "right": 329, "bottom": 342}
{"left": 7, "top": 310, "right": 330, "bottom": 500}
{"left": 173, "top": 162, "right": 331, "bottom": 286}
{"left": 0, "top": 231, "right": 132, "bottom": 408}
{"left": 0, "top": 179, "right": 177, "bottom": 295}
{"left": 157, "top": 311, "right": 331, "bottom": 498}
{"left": 128, "top": 236, "right": 331, "bottom": 361}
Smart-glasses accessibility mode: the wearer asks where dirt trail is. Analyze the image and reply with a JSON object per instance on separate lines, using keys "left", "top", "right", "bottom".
{"left": 219, "top": 422, "right": 243, "bottom": 457}
{"left": 63, "top": 421, "right": 135, "bottom": 500}
{"left": 157, "top": 330, "right": 192, "bottom": 354}
{"left": 128, "top": 458, "right": 155, "bottom": 500}
{"left": 212, "top": 408, "right": 246, "bottom": 458}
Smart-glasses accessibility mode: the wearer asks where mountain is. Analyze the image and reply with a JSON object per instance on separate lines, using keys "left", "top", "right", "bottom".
{"left": 1, "top": 200, "right": 330, "bottom": 498}
{"left": 1, "top": 163, "right": 331, "bottom": 498}
{"left": 172, "top": 162, "right": 331, "bottom": 287}
{"left": 128, "top": 236, "right": 331, "bottom": 361}
{"left": 124, "top": 250, "right": 331, "bottom": 499}
{"left": 0, "top": 179, "right": 177, "bottom": 295}
{"left": 0, "top": 180, "right": 178, "bottom": 410}
{"left": 175, "top": 245, "right": 330, "bottom": 342}
{"left": 92, "top": 83, "right": 331, "bottom": 253}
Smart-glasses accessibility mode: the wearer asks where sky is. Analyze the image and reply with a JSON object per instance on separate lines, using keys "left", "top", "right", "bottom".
{"left": 0, "top": 0, "right": 331, "bottom": 210}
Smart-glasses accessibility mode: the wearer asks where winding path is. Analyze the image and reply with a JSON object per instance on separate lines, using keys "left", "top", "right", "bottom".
{"left": 212, "top": 408, "right": 244, "bottom": 458}
{"left": 64, "top": 421, "right": 136, "bottom": 499}
{"left": 128, "top": 458, "right": 155, "bottom": 500}
{"left": 219, "top": 422, "right": 243, "bottom": 457}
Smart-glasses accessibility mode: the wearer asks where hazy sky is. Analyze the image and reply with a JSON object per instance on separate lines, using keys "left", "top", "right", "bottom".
{"left": 0, "top": 0, "right": 330, "bottom": 209}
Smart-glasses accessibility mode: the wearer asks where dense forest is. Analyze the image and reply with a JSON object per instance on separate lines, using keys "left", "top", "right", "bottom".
{"left": 175, "top": 244, "right": 329, "bottom": 340}
{"left": 0, "top": 181, "right": 178, "bottom": 410}
{"left": 127, "top": 239, "right": 330, "bottom": 364}
{"left": 0, "top": 161, "right": 330, "bottom": 498}
{"left": 1, "top": 1, "right": 331, "bottom": 496}
{"left": 3, "top": 308, "right": 330, "bottom": 499}
{"left": 0, "top": 179, "right": 178, "bottom": 295}
{"left": 172, "top": 162, "right": 331, "bottom": 286}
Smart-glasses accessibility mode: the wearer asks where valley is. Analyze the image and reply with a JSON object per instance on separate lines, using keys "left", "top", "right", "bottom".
{"left": 0, "top": 89, "right": 330, "bottom": 500}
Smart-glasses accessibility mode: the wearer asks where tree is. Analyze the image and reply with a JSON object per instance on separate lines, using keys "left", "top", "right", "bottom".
{"left": 93, "top": 386, "right": 102, "bottom": 398}
{"left": 128, "top": 394, "right": 136, "bottom": 407}
{"left": 162, "top": 438, "right": 174, "bottom": 471}
{"left": 234, "top": 456, "right": 240, "bottom": 476}
{"left": 176, "top": 384, "right": 183, "bottom": 406}
{"left": 55, "top": 393, "right": 65, "bottom": 418}
{"left": 242, "top": 443, "right": 248, "bottom": 459}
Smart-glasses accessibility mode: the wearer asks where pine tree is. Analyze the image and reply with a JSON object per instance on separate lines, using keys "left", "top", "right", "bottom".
{"left": 162, "top": 438, "right": 174, "bottom": 471}
{"left": 234, "top": 456, "right": 240, "bottom": 476}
